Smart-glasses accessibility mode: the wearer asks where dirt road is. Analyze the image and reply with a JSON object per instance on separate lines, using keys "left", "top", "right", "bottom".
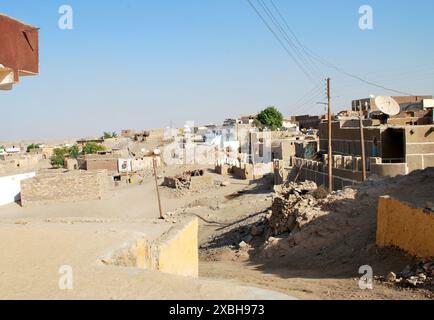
{"left": 192, "top": 173, "right": 433, "bottom": 300}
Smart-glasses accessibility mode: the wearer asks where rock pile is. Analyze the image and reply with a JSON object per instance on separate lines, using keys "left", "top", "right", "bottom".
{"left": 163, "top": 169, "right": 215, "bottom": 197}
{"left": 383, "top": 257, "right": 434, "bottom": 289}
{"left": 269, "top": 181, "right": 329, "bottom": 235}
{"left": 164, "top": 170, "right": 205, "bottom": 189}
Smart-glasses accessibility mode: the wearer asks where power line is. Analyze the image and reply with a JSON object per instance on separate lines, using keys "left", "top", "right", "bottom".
{"left": 254, "top": 0, "right": 415, "bottom": 96}
{"left": 291, "top": 83, "right": 323, "bottom": 107}
{"left": 245, "top": 0, "right": 318, "bottom": 85}
{"left": 256, "top": 0, "right": 323, "bottom": 82}
{"left": 268, "top": 0, "right": 324, "bottom": 78}
{"left": 291, "top": 87, "right": 325, "bottom": 115}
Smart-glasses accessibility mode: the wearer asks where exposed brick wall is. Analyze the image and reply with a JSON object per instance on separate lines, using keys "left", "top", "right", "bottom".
{"left": 20, "top": 170, "right": 110, "bottom": 207}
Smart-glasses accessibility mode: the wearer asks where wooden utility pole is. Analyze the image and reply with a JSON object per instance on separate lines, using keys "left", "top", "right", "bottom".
{"left": 327, "top": 78, "right": 333, "bottom": 193}
{"left": 358, "top": 103, "right": 367, "bottom": 181}
{"left": 152, "top": 156, "right": 164, "bottom": 219}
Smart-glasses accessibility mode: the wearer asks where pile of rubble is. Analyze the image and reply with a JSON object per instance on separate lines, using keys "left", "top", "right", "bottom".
{"left": 163, "top": 169, "right": 215, "bottom": 197}
{"left": 268, "top": 181, "right": 329, "bottom": 235}
{"left": 383, "top": 258, "right": 434, "bottom": 289}
{"left": 163, "top": 169, "right": 204, "bottom": 190}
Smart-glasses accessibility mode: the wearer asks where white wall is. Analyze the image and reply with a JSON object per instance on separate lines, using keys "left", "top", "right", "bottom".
{"left": 0, "top": 172, "right": 36, "bottom": 206}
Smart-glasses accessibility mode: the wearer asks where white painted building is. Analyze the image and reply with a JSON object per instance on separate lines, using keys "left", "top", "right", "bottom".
{"left": 5, "top": 147, "right": 20, "bottom": 154}
{"left": 0, "top": 172, "right": 35, "bottom": 206}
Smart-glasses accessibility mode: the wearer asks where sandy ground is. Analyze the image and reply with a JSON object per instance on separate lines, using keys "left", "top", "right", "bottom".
{"left": 0, "top": 221, "right": 292, "bottom": 300}
{"left": 0, "top": 165, "right": 295, "bottom": 300}
{"left": 1, "top": 164, "right": 432, "bottom": 300}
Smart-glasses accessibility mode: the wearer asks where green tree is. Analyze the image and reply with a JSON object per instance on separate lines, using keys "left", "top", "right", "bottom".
{"left": 69, "top": 144, "right": 80, "bottom": 159}
{"left": 27, "top": 143, "right": 40, "bottom": 153}
{"left": 255, "top": 106, "right": 283, "bottom": 131}
{"left": 82, "top": 142, "right": 106, "bottom": 155}
{"left": 103, "top": 131, "right": 118, "bottom": 139}
{"left": 50, "top": 147, "right": 70, "bottom": 168}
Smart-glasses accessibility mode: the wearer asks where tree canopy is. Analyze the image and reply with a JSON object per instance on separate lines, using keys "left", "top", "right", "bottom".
{"left": 103, "top": 131, "right": 118, "bottom": 139}
{"left": 50, "top": 143, "right": 105, "bottom": 168}
{"left": 50, "top": 147, "right": 71, "bottom": 168}
{"left": 82, "top": 142, "right": 106, "bottom": 155}
{"left": 255, "top": 106, "right": 283, "bottom": 131}
{"left": 26, "top": 143, "right": 40, "bottom": 153}
{"left": 69, "top": 144, "right": 80, "bottom": 159}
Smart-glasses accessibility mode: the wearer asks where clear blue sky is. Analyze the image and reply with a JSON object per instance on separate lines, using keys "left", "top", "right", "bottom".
{"left": 1, "top": 0, "right": 434, "bottom": 141}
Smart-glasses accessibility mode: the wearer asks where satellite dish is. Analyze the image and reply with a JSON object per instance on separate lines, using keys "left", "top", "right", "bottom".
{"left": 375, "top": 96, "right": 400, "bottom": 116}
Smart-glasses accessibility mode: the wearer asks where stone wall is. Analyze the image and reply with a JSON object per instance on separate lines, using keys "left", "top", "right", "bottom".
{"left": 20, "top": 170, "right": 110, "bottom": 207}
{"left": 0, "top": 154, "right": 41, "bottom": 174}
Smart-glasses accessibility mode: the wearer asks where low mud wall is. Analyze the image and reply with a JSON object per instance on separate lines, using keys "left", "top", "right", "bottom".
{"left": 20, "top": 170, "right": 110, "bottom": 207}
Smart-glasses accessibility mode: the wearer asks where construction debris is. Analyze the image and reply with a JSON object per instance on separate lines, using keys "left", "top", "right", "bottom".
{"left": 268, "top": 181, "right": 329, "bottom": 235}
{"left": 381, "top": 258, "right": 434, "bottom": 289}
{"left": 163, "top": 170, "right": 214, "bottom": 194}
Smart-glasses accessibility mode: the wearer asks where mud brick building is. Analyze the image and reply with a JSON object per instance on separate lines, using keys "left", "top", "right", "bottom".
{"left": 352, "top": 95, "right": 433, "bottom": 114}
{"left": 77, "top": 153, "right": 120, "bottom": 172}
{"left": 281, "top": 96, "right": 434, "bottom": 190}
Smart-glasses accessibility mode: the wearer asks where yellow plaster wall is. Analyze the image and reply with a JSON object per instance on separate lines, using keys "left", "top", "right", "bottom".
{"left": 376, "top": 196, "right": 434, "bottom": 257}
{"left": 152, "top": 217, "right": 199, "bottom": 277}
{"left": 110, "top": 217, "right": 199, "bottom": 277}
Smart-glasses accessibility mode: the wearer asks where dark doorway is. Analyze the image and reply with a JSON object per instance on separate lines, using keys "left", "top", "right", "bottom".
{"left": 381, "top": 129, "right": 405, "bottom": 163}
